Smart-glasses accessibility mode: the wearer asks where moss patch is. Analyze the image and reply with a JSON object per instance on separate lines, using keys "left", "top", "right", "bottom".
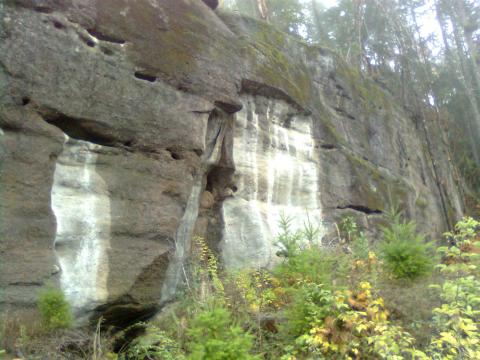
{"left": 335, "top": 60, "right": 392, "bottom": 116}
{"left": 343, "top": 150, "right": 410, "bottom": 212}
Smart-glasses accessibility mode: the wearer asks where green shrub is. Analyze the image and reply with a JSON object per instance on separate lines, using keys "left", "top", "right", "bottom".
{"left": 37, "top": 287, "right": 72, "bottom": 330}
{"left": 274, "top": 247, "right": 349, "bottom": 288}
{"left": 281, "top": 282, "right": 333, "bottom": 339}
{"left": 273, "top": 214, "right": 350, "bottom": 287}
{"left": 119, "top": 324, "right": 184, "bottom": 360}
{"left": 185, "top": 306, "right": 258, "bottom": 360}
{"left": 351, "top": 230, "right": 371, "bottom": 260}
{"left": 380, "top": 208, "right": 434, "bottom": 280}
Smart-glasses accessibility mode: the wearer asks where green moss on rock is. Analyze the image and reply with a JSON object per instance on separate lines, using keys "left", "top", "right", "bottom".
{"left": 335, "top": 60, "right": 392, "bottom": 116}
{"left": 343, "top": 150, "right": 410, "bottom": 212}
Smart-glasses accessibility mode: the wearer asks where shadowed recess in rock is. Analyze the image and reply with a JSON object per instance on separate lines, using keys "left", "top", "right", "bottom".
{"left": 43, "top": 112, "right": 130, "bottom": 147}
{"left": 336, "top": 204, "right": 383, "bottom": 215}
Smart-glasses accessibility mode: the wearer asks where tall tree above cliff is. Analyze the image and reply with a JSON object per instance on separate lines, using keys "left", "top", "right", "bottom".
{"left": 435, "top": 0, "right": 480, "bottom": 165}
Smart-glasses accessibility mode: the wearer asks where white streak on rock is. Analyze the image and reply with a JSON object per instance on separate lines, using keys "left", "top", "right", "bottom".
{"left": 51, "top": 137, "right": 110, "bottom": 313}
{"left": 222, "top": 96, "right": 325, "bottom": 268}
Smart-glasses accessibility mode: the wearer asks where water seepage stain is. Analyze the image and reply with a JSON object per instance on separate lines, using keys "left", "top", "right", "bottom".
{"left": 51, "top": 136, "right": 111, "bottom": 314}
{"left": 221, "top": 95, "right": 325, "bottom": 269}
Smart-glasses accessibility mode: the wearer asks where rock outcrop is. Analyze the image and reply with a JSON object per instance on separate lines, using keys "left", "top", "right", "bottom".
{"left": 0, "top": 0, "right": 464, "bottom": 323}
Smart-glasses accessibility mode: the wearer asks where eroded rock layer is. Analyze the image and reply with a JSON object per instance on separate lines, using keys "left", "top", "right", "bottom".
{"left": 0, "top": 0, "right": 464, "bottom": 321}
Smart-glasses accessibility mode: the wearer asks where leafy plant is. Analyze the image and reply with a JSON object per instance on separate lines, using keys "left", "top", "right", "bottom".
{"left": 428, "top": 276, "right": 480, "bottom": 359}
{"left": 351, "top": 230, "right": 371, "bottom": 260}
{"left": 232, "top": 269, "right": 278, "bottom": 314}
{"left": 185, "top": 306, "right": 258, "bottom": 360}
{"left": 427, "top": 217, "right": 480, "bottom": 359}
{"left": 37, "top": 287, "right": 72, "bottom": 330}
{"left": 119, "top": 324, "right": 184, "bottom": 360}
{"left": 339, "top": 216, "right": 359, "bottom": 244}
{"left": 192, "top": 236, "right": 225, "bottom": 300}
{"left": 285, "top": 281, "right": 421, "bottom": 359}
{"left": 380, "top": 207, "right": 434, "bottom": 280}
{"left": 282, "top": 282, "right": 334, "bottom": 339}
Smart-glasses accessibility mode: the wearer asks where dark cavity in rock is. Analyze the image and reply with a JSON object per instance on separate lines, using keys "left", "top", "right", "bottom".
{"left": 43, "top": 112, "right": 124, "bottom": 147}
{"left": 202, "top": 0, "right": 219, "bottom": 10}
{"left": 336, "top": 204, "right": 383, "bottom": 215}
{"left": 134, "top": 71, "right": 157, "bottom": 83}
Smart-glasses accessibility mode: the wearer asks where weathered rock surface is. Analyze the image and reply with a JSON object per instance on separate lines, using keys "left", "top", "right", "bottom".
{"left": 0, "top": 0, "right": 464, "bottom": 322}
{"left": 222, "top": 95, "right": 324, "bottom": 269}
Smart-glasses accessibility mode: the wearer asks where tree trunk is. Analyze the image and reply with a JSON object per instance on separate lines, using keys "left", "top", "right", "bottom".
{"left": 437, "top": 0, "right": 480, "bottom": 165}
{"left": 452, "top": 14, "right": 480, "bottom": 163}
{"left": 455, "top": 0, "right": 480, "bottom": 101}
{"left": 257, "top": 0, "right": 268, "bottom": 20}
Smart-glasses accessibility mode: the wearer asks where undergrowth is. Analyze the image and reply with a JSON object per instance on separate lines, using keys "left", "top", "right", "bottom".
{"left": 3, "top": 214, "right": 480, "bottom": 359}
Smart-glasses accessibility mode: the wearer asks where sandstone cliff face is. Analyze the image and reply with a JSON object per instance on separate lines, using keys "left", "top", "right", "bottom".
{"left": 0, "top": 0, "right": 464, "bottom": 322}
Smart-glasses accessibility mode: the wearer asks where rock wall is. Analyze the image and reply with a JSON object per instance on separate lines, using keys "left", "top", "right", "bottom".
{"left": 52, "top": 138, "right": 111, "bottom": 314}
{"left": 0, "top": 0, "right": 464, "bottom": 323}
{"left": 222, "top": 95, "right": 324, "bottom": 269}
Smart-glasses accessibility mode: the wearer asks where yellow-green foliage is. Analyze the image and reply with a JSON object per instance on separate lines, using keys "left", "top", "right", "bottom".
{"left": 232, "top": 269, "right": 278, "bottom": 314}
{"left": 293, "top": 282, "right": 417, "bottom": 359}
{"left": 37, "top": 287, "right": 72, "bottom": 330}
{"left": 426, "top": 217, "right": 480, "bottom": 359}
{"left": 192, "top": 236, "right": 225, "bottom": 300}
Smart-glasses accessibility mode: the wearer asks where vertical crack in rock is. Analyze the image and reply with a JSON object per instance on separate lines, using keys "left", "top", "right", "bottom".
{"left": 221, "top": 95, "right": 325, "bottom": 269}
{"left": 160, "top": 109, "right": 229, "bottom": 304}
{"left": 52, "top": 136, "right": 111, "bottom": 315}
{"left": 159, "top": 180, "right": 203, "bottom": 304}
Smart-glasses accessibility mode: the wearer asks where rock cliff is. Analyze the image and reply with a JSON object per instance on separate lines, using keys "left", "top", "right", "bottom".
{"left": 0, "top": 0, "right": 464, "bottom": 323}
